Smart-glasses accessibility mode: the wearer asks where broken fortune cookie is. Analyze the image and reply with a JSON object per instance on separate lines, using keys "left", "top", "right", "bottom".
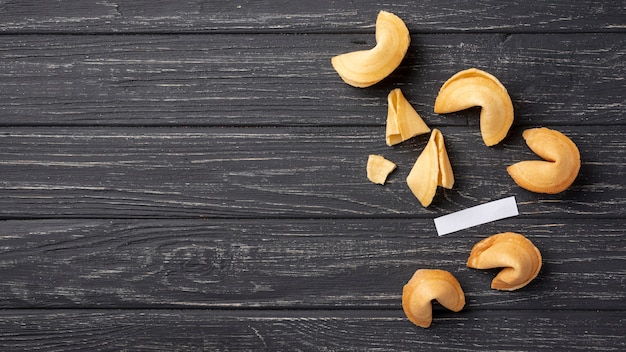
{"left": 386, "top": 88, "right": 431, "bottom": 146}
{"left": 367, "top": 154, "right": 397, "bottom": 185}
{"left": 406, "top": 129, "right": 454, "bottom": 207}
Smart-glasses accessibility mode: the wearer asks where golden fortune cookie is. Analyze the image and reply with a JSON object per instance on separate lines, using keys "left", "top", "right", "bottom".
{"left": 507, "top": 127, "right": 580, "bottom": 194}
{"left": 331, "top": 11, "right": 410, "bottom": 88}
{"left": 467, "top": 232, "right": 542, "bottom": 291}
{"left": 402, "top": 269, "right": 466, "bottom": 328}
{"left": 434, "top": 68, "right": 514, "bottom": 146}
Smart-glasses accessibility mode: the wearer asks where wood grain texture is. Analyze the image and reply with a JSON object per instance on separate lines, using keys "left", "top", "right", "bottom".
{"left": 0, "top": 126, "right": 623, "bottom": 219}
{"left": 1, "top": 1, "right": 624, "bottom": 350}
{"left": 0, "top": 0, "right": 624, "bottom": 33}
{"left": 0, "top": 33, "right": 623, "bottom": 126}
{"left": 0, "top": 218, "right": 623, "bottom": 309}
{"left": 0, "top": 309, "right": 624, "bottom": 352}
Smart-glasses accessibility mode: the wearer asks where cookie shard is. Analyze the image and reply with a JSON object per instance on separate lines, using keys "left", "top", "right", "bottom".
{"left": 434, "top": 68, "right": 513, "bottom": 146}
{"left": 467, "top": 232, "right": 542, "bottom": 291}
{"left": 402, "top": 269, "right": 466, "bottom": 328}
{"left": 386, "top": 88, "right": 431, "bottom": 146}
{"left": 366, "top": 154, "right": 397, "bottom": 185}
{"left": 434, "top": 130, "right": 454, "bottom": 188}
{"left": 406, "top": 134, "right": 438, "bottom": 207}
{"left": 331, "top": 11, "right": 410, "bottom": 88}
{"left": 507, "top": 127, "right": 580, "bottom": 194}
{"left": 406, "top": 129, "right": 454, "bottom": 207}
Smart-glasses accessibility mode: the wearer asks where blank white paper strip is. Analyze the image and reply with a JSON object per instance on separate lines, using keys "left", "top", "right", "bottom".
{"left": 434, "top": 196, "right": 519, "bottom": 236}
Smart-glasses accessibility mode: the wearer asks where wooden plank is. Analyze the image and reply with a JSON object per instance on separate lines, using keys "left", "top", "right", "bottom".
{"left": 0, "top": 0, "right": 624, "bottom": 33}
{"left": 0, "top": 126, "right": 623, "bottom": 219}
{"left": 0, "top": 309, "right": 623, "bottom": 351}
{"left": 0, "top": 218, "right": 623, "bottom": 309}
{"left": 1, "top": 33, "right": 623, "bottom": 127}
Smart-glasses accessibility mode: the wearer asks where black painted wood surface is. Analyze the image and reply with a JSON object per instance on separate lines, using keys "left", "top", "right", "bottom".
{"left": 0, "top": 310, "right": 623, "bottom": 351}
{"left": 0, "top": 1, "right": 624, "bottom": 351}
{"left": 0, "top": 0, "right": 623, "bottom": 33}
{"left": 1, "top": 33, "right": 623, "bottom": 126}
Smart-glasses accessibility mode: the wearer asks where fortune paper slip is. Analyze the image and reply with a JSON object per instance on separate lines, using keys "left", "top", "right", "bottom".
{"left": 434, "top": 196, "right": 519, "bottom": 236}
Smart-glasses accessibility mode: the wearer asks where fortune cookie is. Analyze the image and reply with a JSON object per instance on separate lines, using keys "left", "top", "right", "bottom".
{"left": 507, "top": 127, "right": 580, "bottom": 194}
{"left": 331, "top": 11, "right": 410, "bottom": 88}
{"left": 406, "top": 129, "right": 454, "bottom": 207}
{"left": 434, "top": 68, "right": 514, "bottom": 146}
{"left": 402, "top": 269, "right": 466, "bottom": 328}
{"left": 467, "top": 232, "right": 542, "bottom": 291}
{"left": 386, "top": 88, "right": 431, "bottom": 146}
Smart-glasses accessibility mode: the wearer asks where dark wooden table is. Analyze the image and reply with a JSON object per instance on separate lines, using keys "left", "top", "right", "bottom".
{"left": 1, "top": 1, "right": 624, "bottom": 350}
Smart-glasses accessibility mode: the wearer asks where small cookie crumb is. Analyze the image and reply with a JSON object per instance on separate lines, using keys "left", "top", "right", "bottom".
{"left": 367, "top": 154, "right": 397, "bottom": 185}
